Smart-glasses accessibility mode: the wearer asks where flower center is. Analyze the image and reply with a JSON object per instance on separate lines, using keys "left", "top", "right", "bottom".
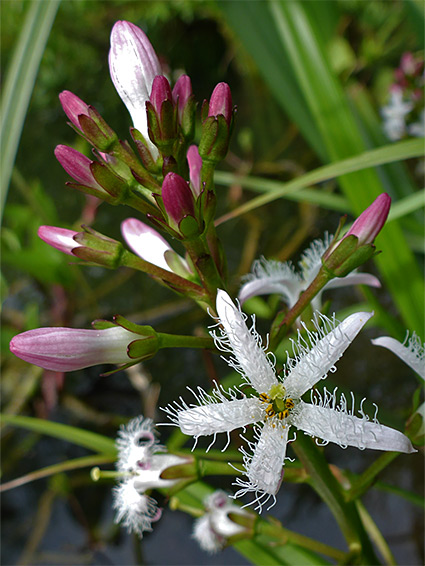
{"left": 259, "top": 383, "right": 295, "bottom": 421}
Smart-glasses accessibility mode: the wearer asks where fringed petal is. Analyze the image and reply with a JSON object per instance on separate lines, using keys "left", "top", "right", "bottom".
{"left": 293, "top": 401, "right": 416, "bottom": 453}
{"left": 325, "top": 272, "right": 381, "bottom": 291}
{"left": 284, "top": 311, "right": 373, "bottom": 398}
{"left": 163, "top": 392, "right": 262, "bottom": 437}
{"left": 213, "top": 290, "right": 277, "bottom": 393}
{"left": 245, "top": 422, "right": 288, "bottom": 496}
{"left": 372, "top": 333, "right": 425, "bottom": 380}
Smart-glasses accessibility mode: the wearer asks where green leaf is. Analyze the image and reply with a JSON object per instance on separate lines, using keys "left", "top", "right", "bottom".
{"left": 0, "top": 0, "right": 61, "bottom": 219}
{"left": 1, "top": 414, "right": 117, "bottom": 456}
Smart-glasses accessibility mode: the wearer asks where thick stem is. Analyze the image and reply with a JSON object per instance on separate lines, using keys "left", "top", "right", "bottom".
{"left": 292, "top": 434, "right": 379, "bottom": 564}
{"left": 256, "top": 519, "right": 347, "bottom": 562}
{"left": 270, "top": 268, "right": 331, "bottom": 348}
{"left": 158, "top": 333, "right": 215, "bottom": 351}
{"left": 345, "top": 451, "right": 399, "bottom": 502}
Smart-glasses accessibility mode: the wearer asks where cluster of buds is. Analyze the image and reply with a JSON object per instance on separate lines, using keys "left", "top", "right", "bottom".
{"left": 53, "top": 20, "right": 235, "bottom": 307}
{"left": 381, "top": 52, "right": 424, "bottom": 141}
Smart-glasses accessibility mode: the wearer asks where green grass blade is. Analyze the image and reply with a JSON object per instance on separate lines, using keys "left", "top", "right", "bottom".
{"left": 215, "top": 139, "right": 423, "bottom": 223}
{"left": 0, "top": 0, "right": 61, "bottom": 220}
{"left": 1, "top": 414, "right": 117, "bottom": 455}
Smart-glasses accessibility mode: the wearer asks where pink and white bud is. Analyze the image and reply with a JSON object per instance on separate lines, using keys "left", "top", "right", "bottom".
{"left": 9, "top": 326, "right": 141, "bottom": 372}
{"left": 38, "top": 225, "right": 81, "bottom": 256}
{"left": 109, "top": 21, "right": 161, "bottom": 155}
{"left": 187, "top": 145, "right": 202, "bottom": 196}
{"left": 345, "top": 193, "right": 391, "bottom": 246}
{"left": 59, "top": 90, "right": 90, "bottom": 131}
{"left": 121, "top": 218, "right": 174, "bottom": 272}
{"left": 172, "top": 75, "right": 192, "bottom": 120}
{"left": 54, "top": 145, "right": 103, "bottom": 190}
{"left": 208, "top": 82, "right": 232, "bottom": 125}
{"left": 149, "top": 75, "right": 172, "bottom": 115}
{"left": 161, "top": 172, "right": 195, "bottom": 225}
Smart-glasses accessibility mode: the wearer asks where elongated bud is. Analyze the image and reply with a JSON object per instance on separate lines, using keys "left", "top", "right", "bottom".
{"left": 208, "top": 82, "right": 232, "bottom": 124}
{"left": 172, "top": 74, "right": 196, "bottom": 140}
{"left": 9, "top": 326, "right": 144, "bottom": 372}
{"left": 345, "top": 193, "right": 391, "bottom": 246}
{"left": 199, "top": 82, "right": 234, "bottom": 164}
{"left": 147, "top": 76, "right": 177, "bottom": 154}
{"left": 72, "top": 226, "right": 125, "bottom": 268}
{"left": 121, "top": 217, "right": 189, "bottom": 277}
{"left": 187, "top": 145, "right": 202, "bottom": 196}
{"left": 161, "top": 173, "right": 197, "bottom": 235}
{"left": 109, "top": 20, "right": 161, "bottom": 157}
{"left": 322, "top": 193, "right": 392, "bottom": 278}
{"left": 55, "top": 145, "right": 104, "bottom": 190}
{"left": 59, "top": 91, "right": 117, "bottom": 151}
{"left": 38, "top": 225, "right": 81, "bottom": 256}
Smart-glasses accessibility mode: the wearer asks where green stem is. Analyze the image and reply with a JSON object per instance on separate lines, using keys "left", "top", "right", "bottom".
{"left": 292, "top": 434, "right": 379, "bottom": 564}
{"left": 158, "top": 333, "right": 215, "bottom": 351}
{"left": 121, "top": 250, "right": 207, "bottom": 300}
{"left": 125, "top": 191, "right": 161, "bottom": 217}
{"left": 270, "top": 268, "right": 331, "bottom": 348}
{"left": 257, "top": 519, "right": 347, "bottom": 562}
{"left": 345, "top": 452, "right": 399, "bottom": 502}
{"left": 197, "top": 459, "right": 242, "bottom": 477}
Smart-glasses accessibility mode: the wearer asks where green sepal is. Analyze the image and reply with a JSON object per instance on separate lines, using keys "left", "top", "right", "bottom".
{"left": 199, "top": 115, "right": 231, "bottom": 163}
{"left": 322, "top": 235, "right": 358, "bottom": 272}
{"left": 91, "top": 319, "right": 116, "bottom": 330}
{"left": 180, "top": 94, "right": 196, "bottom": 140}
{"left": 160, "top": 458, "right": 195, "bottom": 480}
{"left": 130, "top": 127, "right": 160, "bottom": 173}
{"left": 78, "top": 114, "right": 111, "bottom": 152}
{"left": 65, "top": 181, "right": 113, "bottom": 202}
{"left": 159, "top": 99, "right": 178, "bottom": 146}
{"left": 90, "top": 162, "right": 128, "bottom": 200}
{"left": 112, "top": 314, "right": 158, "bottom": 338}
{"left": 127, "top": 337, "right": 159, "bottom": 360}
{"left": 179, "top": 215, "right": 200, "bottom": 238}
{"left": 164, "top": 250, "right": 192, "bottom": 279}
{"left": 71, "top": 247, "right": 118, "bottom": 269}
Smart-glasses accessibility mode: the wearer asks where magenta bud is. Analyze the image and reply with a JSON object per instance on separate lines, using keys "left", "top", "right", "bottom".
{"left": 59, "top": 90, "right": 90, "bottom": 130}
{"left": 208, "top": 82, "right": 232, "bottom": 124}
{"left": 162, "top": 172, "right": 195, "bottom": 226}
{"left": 9, "top": 326, "right": 142, "bottom": 372}
{"left": 345, "top": 193, "right": 391, "bottom": 246}
{"left": 38, "top": 225, "right": 81, "bottom": 256}
{"left": 187, "top": 145, "right": 202, "bottom": 196}
{"left": 54, "top": 145, "right": 103, "bottom": 189}
{"left": 150, "top": 75, "right": 173, "bottom": 115}
{"left": 172, "top": 75, "right": 192, "bottom": 118}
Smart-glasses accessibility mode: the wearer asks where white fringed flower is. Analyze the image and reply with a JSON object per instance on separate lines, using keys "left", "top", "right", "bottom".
{"left": 381, "top": 88, "right": 413, "bottom": 141}
{"left": 238, "top": 234, "right": 380, "bottom": 310}
{"left": 163, "top": 291, "right": 415, "bottom": 512}
{"left": 113, "top": 416, "right": 186, "bottom": 537}
{"left": 372, "top": 331, "right": 425, "bottom": 380}
{"left": 192, "top": 490, "right": 250, "bottom": 554}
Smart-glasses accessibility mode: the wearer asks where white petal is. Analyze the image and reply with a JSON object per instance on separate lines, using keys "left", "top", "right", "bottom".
{"left": 293, "top": 402, "right": 415, "bottom": 453}
{"left": 246, "top": 422, "right": 288, "bottom": 495}
{"left": 284, "top": 312, "right": 373, "bottom": 398}
{"left": 372, "top": 335, "right": 425, "bottom": 380}
{"left": 238, "top": 258, "right": 301, "bottom": 307}
{"left": 109, "top": 21, "right": 161, "bottom": 155}
{"left": 121, "top": 218, "right": 172, "bottom": 271}
{"left": 214, "top": 290, "right": 277, "bottom": 393}
{"left": 325, "top": 272, "right": 381, "bottom": 291}
{"left": 178, "top": 397, "right": 262, "bottom": 437}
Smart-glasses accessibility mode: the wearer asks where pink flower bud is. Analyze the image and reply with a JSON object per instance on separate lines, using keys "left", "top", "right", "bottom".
{"left": 187, "top": 145, "right": 202, "bottom": 196}
{"left": 59, "top": 90, "right": 90, "bottom": 130}
{"left": 10, "top": 326, "right": 141, "bottom": 372}
{"left": 38, "top": 225, "right": 81, "bottom": 256}
{"left": 172, "top": 75, "right": 192, "bottom": 119}
{"left": 121, "top": 218, "right": 174, "bottom": 272}
{"left": 208, "top": 82, "right": 232, "bottom": 124}
{"left": 150, "top": 75, "right": 172, "bottom": 115}
{"left": 345, "top": 193, "right": 391, "bottom": 246}
{"left": 161, "top": 172, "right": 195, "bottom": 225}
{"left": 54, "top": 145, "right": 103, "bottom": 189}
{"left": 109, "top": 20, "right": 161, "bottom": 155}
